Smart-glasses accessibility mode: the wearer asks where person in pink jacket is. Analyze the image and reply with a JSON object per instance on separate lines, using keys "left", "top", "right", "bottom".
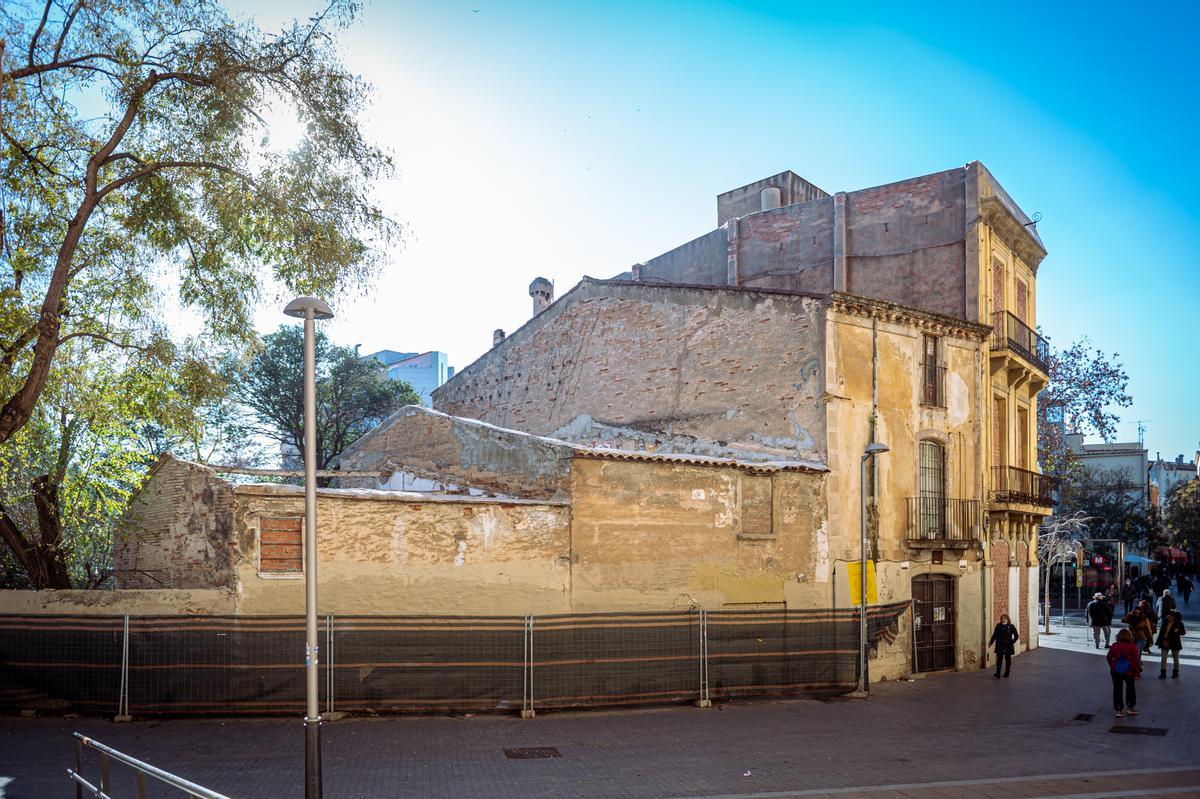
{"left": 1106, "top": 628, "right": 1142, "bottom": 718}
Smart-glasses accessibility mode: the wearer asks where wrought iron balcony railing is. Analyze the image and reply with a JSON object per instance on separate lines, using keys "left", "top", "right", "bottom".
{"left": 906, "top": 497, "right": 981, "bottom": 543}
{"left": 991, "top": 465, "right": 1056, "bottom": 507}
{"left": 991, "top": 311, "right": 1050, "bottom": 374}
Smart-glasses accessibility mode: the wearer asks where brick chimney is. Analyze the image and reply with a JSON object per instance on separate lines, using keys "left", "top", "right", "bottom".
{"left": 493, "top": 329, "right": 506, "bottom": 347}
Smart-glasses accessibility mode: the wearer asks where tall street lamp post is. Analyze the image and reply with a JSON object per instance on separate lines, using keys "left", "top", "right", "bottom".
{"left": 856, "top": 442, "right": 889, "bottom": 697}
{"left": 284, "top": 296, "right": 333, "bottom": 799}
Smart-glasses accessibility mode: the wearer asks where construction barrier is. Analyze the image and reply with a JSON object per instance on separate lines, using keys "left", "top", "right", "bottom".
{"left": 0, "top": 602, "right": 908, "bottom": 716}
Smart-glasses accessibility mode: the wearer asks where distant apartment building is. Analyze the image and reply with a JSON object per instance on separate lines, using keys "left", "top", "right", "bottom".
{"left": 365, "top": 349, "right": 455, "bottom": 407}
{"left": 1066, "top": 433, "right": 1149, "bottom": 507}
{"left": 1149, "top": 451, "right": 1197, "bottom": 508}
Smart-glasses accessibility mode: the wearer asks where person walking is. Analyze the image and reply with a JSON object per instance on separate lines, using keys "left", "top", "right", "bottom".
{"left": 989, "top": 614, "right": 1019, "bottom": 678}
{"left": 1107, "top": 583, "right": 1120, "bottom": 610}
{"left": 1122, "top": 607, "right": 1154, "bottom": 654}
{"left": 1156, "top": 608, "right": 1187, "bottom": 679}
{"left": 1178, "top": 575, "right": 1193, "bottom": 606}
{"left": 1107, "top": 628, "right": 1142, "bottom": 718}
{"left": 1156, "top": 589, "right": 1177, "bottom": 618}
{"left": 1122, "top": 579, "right": 1135, "bottom": 615}
{"left": 1087, "top": 592, "right": 1114, "bottom": 649}
{"left": 1138, "top": 599, "right": 1158, "bottom": 654}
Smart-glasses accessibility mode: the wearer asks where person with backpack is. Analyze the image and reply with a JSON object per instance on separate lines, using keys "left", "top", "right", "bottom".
{"left": 1086, "top": 592, "right": 1114, "bottom": 649}
{"left": 989, "top": 614, "right": 1019, "bottom": 678}
{"left": 1107, "top": 628, "right": 1142, "bottom": 718}
{"left": 1156, "top": 608, "right": 1187, "bottom": 680}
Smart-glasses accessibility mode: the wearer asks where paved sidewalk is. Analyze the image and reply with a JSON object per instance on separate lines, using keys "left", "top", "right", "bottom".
{"left": 1, "top": 647, "right": 1196, "bottom": 799}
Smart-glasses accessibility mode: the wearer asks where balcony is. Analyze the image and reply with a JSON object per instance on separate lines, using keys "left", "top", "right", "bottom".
{"left": 920, "top": 363, "right": 945, "bottom": 408}
{"left": 905, "top": 497, "right": 981, "bottom": 549}
{"left": 991, "top": 311, "right": 1050, "bottom": 375}
{"left": 991, "top": 465, "right": 1056, "bottom": 508}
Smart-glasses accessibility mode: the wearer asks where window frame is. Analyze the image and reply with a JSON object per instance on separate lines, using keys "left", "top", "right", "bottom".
{"left": 257, "top": 516, "right": 305, "bottom": 579}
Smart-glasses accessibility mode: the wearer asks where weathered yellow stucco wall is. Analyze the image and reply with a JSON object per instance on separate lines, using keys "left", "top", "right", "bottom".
{"left": 568, "top": 457, "right": 827, "bottom": 611}
{"left": 232, "top": 485, "right": 572, "bottom": 615}
{"left": 824, "top": 301, "right": 989, "bottom": 679}
{"left": 0, "top": 588, "right": 236, "bottom": 615}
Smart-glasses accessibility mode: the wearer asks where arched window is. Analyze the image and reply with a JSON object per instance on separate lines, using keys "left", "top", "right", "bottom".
{"left": 918, "top": 440, "right": 946, "bottom": 537}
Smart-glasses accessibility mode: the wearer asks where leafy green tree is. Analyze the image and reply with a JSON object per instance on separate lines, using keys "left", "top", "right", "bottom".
{"left": 1057, "top": 467, "right": 1156, "bottom": 548}
{"left": 1164, "top": 479, "right": 1200, "bottom": 556}
{"left": 0, "top": 0, "right": 398, "bottom": 447}
{"left": 0, "top": 339, "right": 223, "bottom": 587}
{"left": 228, "top": 326, "right": 419, "bottom": 479}
{"left": 1037, "top": 338, "right": 1132, "bottom": 481}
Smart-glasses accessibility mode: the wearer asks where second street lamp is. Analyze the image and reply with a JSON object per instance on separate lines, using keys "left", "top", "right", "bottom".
{"left": 856, "top": 441, "right": 889, "bottom": 697}
{"left": 283, "top": 295, "right": 333, "bottom": 799}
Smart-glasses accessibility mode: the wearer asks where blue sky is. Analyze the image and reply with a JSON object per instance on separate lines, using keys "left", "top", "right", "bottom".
{"left": 240, "top": 0, "right": 1199, "bottom": 460}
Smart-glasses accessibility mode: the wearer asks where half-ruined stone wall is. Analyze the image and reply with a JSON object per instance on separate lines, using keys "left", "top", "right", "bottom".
{"left": 433, "top": 280, "right": 829, "bottom": 463}
{"left": 232, "top": 485, "right": 573, "bottom": 615}
{"left": 113, "top": 456, "right": 236, "bottom": 589}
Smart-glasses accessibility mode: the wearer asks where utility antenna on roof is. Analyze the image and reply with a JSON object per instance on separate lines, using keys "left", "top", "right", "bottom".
{"left": 1136, "top": 420, "right": 1151, "bottom": 449}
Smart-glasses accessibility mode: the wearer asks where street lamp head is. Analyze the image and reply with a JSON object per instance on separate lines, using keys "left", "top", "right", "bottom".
{"left": 284, "top": 296, "right": 334, "bottom": 320}
{"left": 863, "top": 442, "right": 889, "bottom": 458}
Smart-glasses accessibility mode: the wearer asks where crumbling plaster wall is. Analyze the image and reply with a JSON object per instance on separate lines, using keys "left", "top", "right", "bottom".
{"left": 113, "top": 456, "right": 236, "bottom": 589}
{"left": 232, "top": 485, "right": 572, "bottom": 615}
{"left": 568, "top": 458, "right": 830, "bottom": 611}
{"left": 433, "top": 279, "right": 829, "bottom": 463}
{"left": 337, "top": 405, "right": 573, "bottom": 500}
{"left": 823, "top": 302, "right": 989, "bottom": 677}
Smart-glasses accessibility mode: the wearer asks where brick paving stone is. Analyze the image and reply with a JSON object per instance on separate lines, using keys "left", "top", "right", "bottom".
{"left": 0, "top": 647, "right": 1196, "bottom": 799}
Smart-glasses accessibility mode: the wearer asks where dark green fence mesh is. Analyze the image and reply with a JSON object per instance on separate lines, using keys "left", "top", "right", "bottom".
{"left": 0, "top": 602, "right": 908, "bottom": 716}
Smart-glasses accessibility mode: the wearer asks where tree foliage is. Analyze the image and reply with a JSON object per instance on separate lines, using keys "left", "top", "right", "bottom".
{"left": 1037, "top": 337, "right": 1132, "bottom": 481}
{"left": 0, "top": 0, "right": 396, "bottom": 586}
{"left": 1056, "top": 467, "right": 1156, "bottom": 547}
{"left": 0, "top": 0, "right": 398, "bottom": 446}
{"left": 0, "top": 338, "right": 225, "bottom": 587}
{"left": 1164, "top": 479, "right": 1200, "bottom": 555}
{"left": 228, "top": 325, "right": 419, "bottom": 477}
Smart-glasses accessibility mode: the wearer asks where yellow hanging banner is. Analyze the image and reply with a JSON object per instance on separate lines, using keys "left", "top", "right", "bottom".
{"left": 847, "top": 560, "right": 879, "bottom": 606}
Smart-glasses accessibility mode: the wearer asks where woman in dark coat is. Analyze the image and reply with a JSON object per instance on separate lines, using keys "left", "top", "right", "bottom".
{"left": 1156, "top": 609, "right": 1187, "bottom": 679}
{"left": 989, "top": 614, "right": 1019, "bottom": 678}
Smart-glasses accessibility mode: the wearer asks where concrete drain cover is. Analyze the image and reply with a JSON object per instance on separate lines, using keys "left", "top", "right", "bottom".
{"left": 1073, "top": 713, "right": 1094, "bottom": 721}
{"left": 504, "top": 747, "right": 562, "bottom": 759}
{"left": 1109, "top": 726, "right": 1168, "bottom": 736}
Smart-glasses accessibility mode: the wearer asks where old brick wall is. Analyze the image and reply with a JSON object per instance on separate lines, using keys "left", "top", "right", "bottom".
{"left": 113, "top": 456, "right": 236, "bottom": 589}
{"left": 1016, "top": 540, "right": 1030, "bottom": 649}
{"left": 434, "top": 279, "right": 828, "bottom": 462}
{"left": 717, "top": 171, "right": 829, "bottom": 226}
{"left": 844, "top": 168, "right": 968, "bottom": 319}
{"left": 737, "top": 201, "right": 835, "bottom": 294}
{"left": 992, "top": 539, "right": 1010, "bottom": 625}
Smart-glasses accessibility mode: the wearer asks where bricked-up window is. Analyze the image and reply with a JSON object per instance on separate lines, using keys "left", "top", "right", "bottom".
{"left": 260, "top": 517, "right": 303, "bottom": 573}
{"left": 1016, "top": 279, "right": 1029, "bottom": 323}
{"left": 740, "top": 475, "right": 774, "bottom": 536}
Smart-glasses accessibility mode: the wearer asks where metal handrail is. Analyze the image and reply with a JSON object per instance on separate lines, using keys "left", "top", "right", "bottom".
{"left": 70, "top": 733, "right": 232, "bottom": 799}
{"left": 905, "top": 497, "right": 981, "bottom": 541}
{"left": 990, "top": 311, "right": 1049, "bottom": 373}
{"left": 991, "top": 465, "right": 1056, "bottom": 506}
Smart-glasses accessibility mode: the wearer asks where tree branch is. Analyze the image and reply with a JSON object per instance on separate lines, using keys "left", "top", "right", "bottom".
{"left": 27, "top": 0, "right": 54, "bottom": 67}
{"left": 96, "top": 159, "right": 255, "bottom": 199}
{"left": 53, "top": 2, "right": 83, "bottom": 63}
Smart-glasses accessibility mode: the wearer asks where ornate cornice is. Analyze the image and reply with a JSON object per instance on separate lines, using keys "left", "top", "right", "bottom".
{"left": 829, "top": 292, "right": 993, "bottom": 342}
